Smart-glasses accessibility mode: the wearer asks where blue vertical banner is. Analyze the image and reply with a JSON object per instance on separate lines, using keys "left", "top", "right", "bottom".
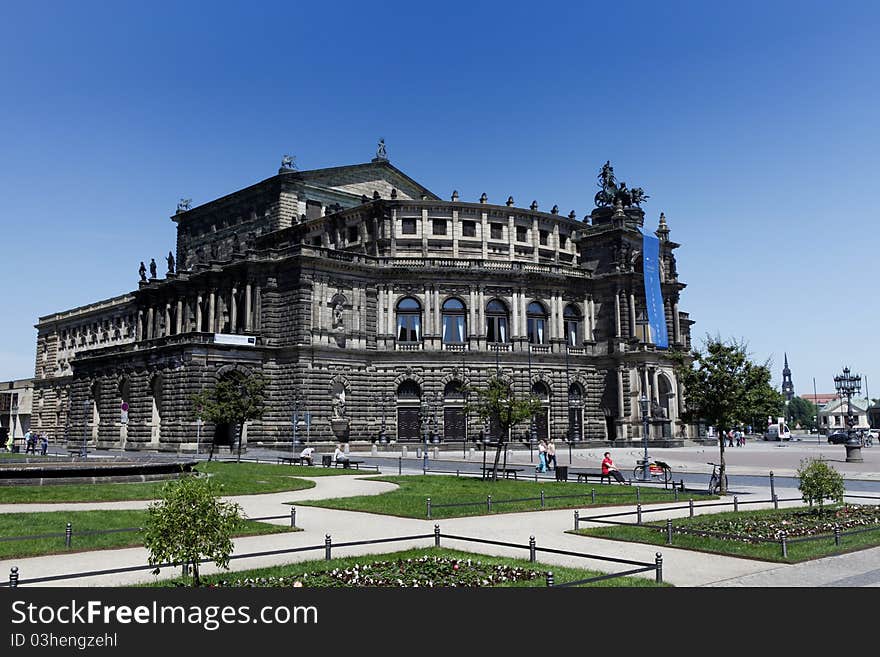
{"left": 642, "top": 234, "right": 669, "bottom": 348}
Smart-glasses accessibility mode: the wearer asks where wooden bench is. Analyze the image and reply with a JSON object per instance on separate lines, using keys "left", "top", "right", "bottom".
{"left": 322, "top": 457, "right": 366, "bottom": 469}
{"left": 567, "top": 467, "right": 617, "bottom": 485}
{"left": 276, "top": 456, "right": 312, "bottom": 466}
{"left": 480, "top": 466, "right": 524, "bottom": 480}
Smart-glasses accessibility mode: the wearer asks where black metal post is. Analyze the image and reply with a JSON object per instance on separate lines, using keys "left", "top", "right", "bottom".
{"left": 426, "top": 497, "right": 432, "bottom": 519}
{"left": 591, "top": 488, "right": 596, "bottom": 504}
{"left": 733, "top": 496, "right": 739, "bottom": 513}
{"left": 780, "top": 531, "right": 788, "bottom": 558}
{"left": 434, "top": 524, "right": 440, "bottom": 547}
{"left": 290, "top": 507, "right": 296, "bottom": 528}
{"left": 834, "top": 524, "right": 841, "bottom": 546}
{"left": 529, "top": 536, "right": 536, "bottom": 562}
{"left": 398, "top": 456, "right": 402, "bottom": 475}
{"left": 540, "top": 490, "right": 545, "bottom": 508}
{"left": 666, "top": 519, "right": 673, "bottom": 545}
{"left": 324, "top": 534, "right": 332, "bottom": 560}
{"left": 769, "top": 470, "right": 775, "bottom": 500}
{"left": 10, "top": 566, "right": 18, "bottom": 588}
{"left": 574, "top": 510, "right": 579, "bottom": 530}
{"left": 689, "top": 498, "right": 694, "bottom": 517}
{"left": 773, "top": 494, "right": 778, "bottom": 510}
{"left": 65, "top": 522, "right": 72, "bottom": 548}
{"left": 545, "top": 571, "right": 554, "bottom": 587}
{"left": 655, "top": 553, "right": 663, "bottom": 584}
{"left": 487, "top": 495, "right": 492, "bottom": 512}
{"left": 637, "top": 503, "right": 642, "bottom": 525}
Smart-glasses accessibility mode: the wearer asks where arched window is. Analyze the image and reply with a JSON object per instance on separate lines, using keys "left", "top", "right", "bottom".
{"left": 527, "top": 301, "right": 548, "bottom": 345}
{"left": 441, "top": 298, "right": 467, "bottom": 344}
{"left": 563, "top": 304, "right": 582, "bottom": 347}
{"left": 396, "top": 297, "right": 422, "bottom": 343}
{"left": 486, "top": 299, "right": 509, "bottom": 343}
{"left": 397, "top": 380, "right": 422, "bottom": 399}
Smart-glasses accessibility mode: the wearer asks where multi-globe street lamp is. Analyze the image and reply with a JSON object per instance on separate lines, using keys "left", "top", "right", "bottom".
{"left": 638, "top": 393, "right": 650, "bottom": 480}
{"left": 834, "top": 366, "right": 863, "bottom": 462}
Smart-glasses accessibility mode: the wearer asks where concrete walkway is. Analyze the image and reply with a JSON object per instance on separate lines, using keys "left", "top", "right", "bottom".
{"left": 3, "top": 442, "right": 880, "bottom": 587}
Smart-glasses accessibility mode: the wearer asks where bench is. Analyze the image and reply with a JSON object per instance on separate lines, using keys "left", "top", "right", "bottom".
{"left": 480, "top": 466, "right": 524, "bottom": 480}
{"left": 320, "top": 455, "right": 366, "bottom": 469}
{"left": 276, "top": 456, "right": 312, "bottom": 466}
{"left": 567, "top": 467, "right": 617, "bottom": 485}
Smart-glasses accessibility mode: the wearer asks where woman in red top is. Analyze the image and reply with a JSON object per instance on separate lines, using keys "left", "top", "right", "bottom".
{"left": 601, "top": 452, "right": 627, "bottom": 484}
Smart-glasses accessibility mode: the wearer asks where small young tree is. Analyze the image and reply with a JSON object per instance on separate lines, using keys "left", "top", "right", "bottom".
{"left": 192, "top": 372, "right": 267, "bottom": 462}
{"left": 466, "top": 377, "right": 542, "bottom": 481}
{"left": 143, "top": 475, "right": 242, "bottom": 586}
{"left": 796, "top": 458, "right": 844, "bottom": 510}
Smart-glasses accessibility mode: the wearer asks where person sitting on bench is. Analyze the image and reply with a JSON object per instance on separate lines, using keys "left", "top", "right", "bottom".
{"left": 299, "top": 445, "right": 315, "bottom": 466}
{"left": 333, "top": 444, "right": 350, "bottom": 468}
{"left": 601, "top": 451, "right": 627, "bottom": 484}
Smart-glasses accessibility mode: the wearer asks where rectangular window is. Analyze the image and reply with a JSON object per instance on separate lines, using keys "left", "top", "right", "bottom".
{"left": 490, "top": 223, "right": 503, "bottom": 240}
{"left": 312, "top": 236, "right": 322, "bottom": 246}
{"left": 433, "top": 219, "right": 447, "bottom": 235}
{"left": 487, "top": 316, "right": 509, "bottom": 343}
{"left": 347, "top": 226, "right": 359, "bottom": 243}
{"left": 401, "top": 218, "right": 417, "bottom": 235}
{"left": 516, "top": 226, "right": 528, "bottom": 242}
{"left": 539, "top": 230, "right": 549, "bottom": 246}
{"left": 559, "top": 234, "right": 568, "bottom": 248}
{"left": 396, "top": 315, "right": 422, "bottom": 342}
{"left": 461, "top": 220, "right": 476, "bottom": 237}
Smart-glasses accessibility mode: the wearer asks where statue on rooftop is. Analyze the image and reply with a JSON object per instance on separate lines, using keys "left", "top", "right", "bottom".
{"left": 166, "top": 251, "right": 175, "bottom": 274}
{"left": 138, "top": 261, "right": 147, "bottom": 282}
{"left": 594, "top": 161, "right": 649, "bottom": 209}
{"left": 149, "top": 258, "right": 157, "bottom": 279}
{"left": 376, "top": 138, "right": 387, "bottom": 160}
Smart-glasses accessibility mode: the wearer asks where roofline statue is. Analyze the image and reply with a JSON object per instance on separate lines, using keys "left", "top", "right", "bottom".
{"left": 594, "top": 161, "right": 649, "bottom": 209}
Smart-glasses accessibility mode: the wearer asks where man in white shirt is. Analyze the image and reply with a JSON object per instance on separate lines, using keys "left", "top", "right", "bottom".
{"left": 299, "top": 446, "right": 315, "bottom": 466}
{"left": 333, "top": 444, "right": 350, "bottom": 468}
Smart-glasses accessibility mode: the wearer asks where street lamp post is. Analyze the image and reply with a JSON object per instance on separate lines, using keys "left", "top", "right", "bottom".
{"left": 82, "top": 398, "right": 90, "bottom": 458}
{"left": 639, "top": 394, "right": 650, "bottom": 479}
{"left": 291, "top": 396, "right": 300, "bottom": 453}
{"left": 421, "top": 397, "right": 430, "bottom": 474}
{"left": 834, "top": 366, "right": 863, "bottom": 462}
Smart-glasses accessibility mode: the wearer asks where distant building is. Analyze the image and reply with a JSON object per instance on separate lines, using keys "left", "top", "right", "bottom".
{"left": 802, "top": 393, "right": 839, "bottom": 407}
{"left": 0, "top": 378, "right": 34, "bottom": 444}
{"left": 781, "top": 353, "right": 794, "bottom": 402}
{"left": 818, "top": 397, "right": 870, "bottom": 433}
{"left": 868, "top": 400, "right": 880, "bottom": 429}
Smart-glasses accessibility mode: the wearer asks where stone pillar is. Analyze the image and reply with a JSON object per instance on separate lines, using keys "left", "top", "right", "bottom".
{"left": 512, "top": 289, "right": 520, "bottom": 339}
{"left": 673, "top": 300, "right": 680, "bottom": 344}
{"left": 477, "top": 286, "right": 485, "bottom": 337}
{"left": 651, "top": 367, "right": 659, "bottom": 405}
{"left": 230, "top": 285, "right": 238, "bottom": 332}
{"left": 468, "top": 286, "right": 476, "bottom": 336}
{"left": 254, "top": 285, "right": 261, "bottom": 331}
{"left": 175, "top": 299, "right": 183, "bottom": 335}
{"left": 587, "top": 295, "right": 594, "bottom": 340}
{"left": 136, "top": 309, "right": 143, "bottom": 342}
{"left": 480, "top": 211, "right": 488, "bottom": 260}
{"left": 629, "top": 291, "right": 637, "bottom": 339}
{"left": 378, "top": 286, "right": 385, "bottom": 335}
{"left": 245, "top": 284, "right": 252, "bottom": 332}
{"left": 386, "top": 285, "right": 395, "bottom": 336}
{"left": 208, "top": 291, "right": 216, "bottom": 334}
{"left": 532, "top": 217, "right": 539, "bottom": 263}
{"left": 163, "top": 303, "right": 170, "bottom": 337}
{"left": 617, "top": 367, "right": 626, "bottom": 437}
{"left": 195, "top": 294, "right": 203, "bottom": 332}
{"left": 614, "top": 289, "right": 621, "bottom": 337}
{"left": 146, "top": 307, "right": 154, "bottom": 340}
{"left": 552, "top": 224, "right": 560, "bottom": 264}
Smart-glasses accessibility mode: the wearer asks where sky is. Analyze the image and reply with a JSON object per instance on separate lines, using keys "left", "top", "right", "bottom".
{"left": 0, "top": 0, "right": 877, "bottom": 398}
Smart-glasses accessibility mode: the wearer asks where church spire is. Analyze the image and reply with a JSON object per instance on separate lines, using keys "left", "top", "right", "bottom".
{"left": 782, "top": 353, "right": 794, "bottom": 401}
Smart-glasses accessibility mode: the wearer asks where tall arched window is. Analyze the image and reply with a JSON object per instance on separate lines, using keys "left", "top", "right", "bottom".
{"left": 396, "top": 297, "right": 422, "bottom": 343}
{"left": 527, "top": 301, "right": 548, "bottom": 345}
{"left": 486, "top": 299, "right": 509, "bottom": 343}
{"left": 441, "top": 298, "right": 467, "bottom": 344}
{"left": 563, "top": 304, "right": 582, "bottom": 347}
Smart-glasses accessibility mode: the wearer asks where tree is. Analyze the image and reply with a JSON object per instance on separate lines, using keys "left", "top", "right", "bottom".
{"left": 192, "top": 372, "right": 267, "bottom": 462}
{"left": 796, "top": 458, "right": 844, "bottom": 510}
{"left": 787, "top": 396, "right": 819, "bottom": 430}
{"left": 143, "top": 475, "right": 243, "bottom": 586}
{"left": 466, "top": 377, "right": 542, "bottom": 481}
{"left": 671, "top": 337, "right": 784, "bottom": 494}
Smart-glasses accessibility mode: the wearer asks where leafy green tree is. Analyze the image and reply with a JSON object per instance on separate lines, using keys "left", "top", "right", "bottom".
{"left": 143, "top": 476, "right": 243, "bottom": 586}
{"left": 787, "top": 396, "right": 819, "bottom": 430}
{"left": 192, "top": 373, "right": 267, "bottom": 462}
{"left": 796, "top": 458, "right": 844, "bottom": 510}
{"left": 671, "top": 336, "right": 784, "bottom": 494}
{"left": 466, "top": 377, "right": 542, "bottom": 481}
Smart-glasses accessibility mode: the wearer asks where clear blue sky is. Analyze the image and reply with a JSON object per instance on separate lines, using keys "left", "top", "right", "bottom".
{"left": 1, "top": 1, "right": 877, "bottom": 398}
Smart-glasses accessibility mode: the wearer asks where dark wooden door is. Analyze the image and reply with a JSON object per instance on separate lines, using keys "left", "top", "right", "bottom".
{"left": 534, "top": 409, "right": 549, "bottom": 442}
{"left": 397, "top": 407, "right": 420, "bottom": 441}
{"left": 444, "top": 407, "right": 466, "bottom": 441}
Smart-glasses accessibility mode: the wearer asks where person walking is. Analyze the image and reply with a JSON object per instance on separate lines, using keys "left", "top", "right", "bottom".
{"left": 536, "top": 439, "right": 548, "bottom": 473}
{"left": 39, "top": 433, "right": 49, "bottom": 455}
{"left": 546, "top": 438, "right": 557, "bottom": 471}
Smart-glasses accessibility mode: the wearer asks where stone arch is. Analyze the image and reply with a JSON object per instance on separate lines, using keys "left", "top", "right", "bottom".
{"left": 393, "top": 371, "right": 425, "bottom": 388}
{"left": 440, "top": 371, "right": 471, "bottom": 388}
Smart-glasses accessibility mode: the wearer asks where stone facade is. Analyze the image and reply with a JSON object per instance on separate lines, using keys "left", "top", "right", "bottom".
{"left": 31, "top": 157, "right": 694, "bottom": 452}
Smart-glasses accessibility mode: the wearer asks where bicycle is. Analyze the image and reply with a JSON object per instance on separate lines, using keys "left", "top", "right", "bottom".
{"left": 707, "top": 462, "right": 728, "bottom": 494}
{"left": 632, "top": 459, "right": 672, "bottom": 483}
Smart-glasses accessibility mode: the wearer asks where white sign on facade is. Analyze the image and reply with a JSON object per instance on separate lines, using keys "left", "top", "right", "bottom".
{"left": 213, "top": 334, "right": 257, "bottom": 347}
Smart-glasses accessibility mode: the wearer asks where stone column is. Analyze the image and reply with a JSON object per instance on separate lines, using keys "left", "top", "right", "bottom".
{"left": 629, "top": 291, "right": 637, "bottom": 339}
{"left": 245, "top": 284, "right": 252, "bottom": 332}
{"left": 230, "top": 285, "right": 238, "bottom": 333}
{"left": 254, "top": 285, "right": 261, "bottom": 331}
{"left": 208, "top": 291, "right": 216, "bottom": 334}
{"left": 378, "top": 285, "right": 385, "bottom": 336}
{"left": 477, "top": 286, "right": 485, "bottom": 337}
{"left": 673, "top": 300, "right": 680, "bottom": 344}
{"left": 532, "top": 217, "right": 539, "bottom": 263}
{"left": 387, "top": 285, "right": 395, "bottom": 336}
{"left": 468, "top": 286, "right": 476, "bottom": 336}
{"left": 175, "top": 299, "right": 183, "bottom": 335}
{"left": 163, "top": 303, "right": 171, "bottom": 337}
{"left": 617, "top": 367, "right": 625, "bottom": 434}
{"left": 146, "top": 307, "right": 154, "bottom": 340}
{"left": 651, "top": 367, "right": 659, "bottom": 405}
{"left": 195, "top": 294, "right": 203, "bottom": 332}
{"left": 136, "top": 309, "right": 143, "bottom": 342}
{"left": 511, "top": 289, "right": 520, "bottom": 339}
{"left": 614, "top": 289, "right": 621, "bottom": 337}
{"left": 480, "top": 211, "right": 488, "bottom": 260}
{"left": 552, "top": 224, "right": 560, "bottom": 264}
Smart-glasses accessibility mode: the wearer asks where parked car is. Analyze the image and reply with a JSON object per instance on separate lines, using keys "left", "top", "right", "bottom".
{"left": 827, "top": 431, "right": 853, "bottom": 445}
{"left": 763, "top": 424, "right": 792, "bottom": 441}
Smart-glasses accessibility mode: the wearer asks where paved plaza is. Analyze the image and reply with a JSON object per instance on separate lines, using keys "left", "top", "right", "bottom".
{"left": 3, "top": 437, "right": 880, "bottom": 587}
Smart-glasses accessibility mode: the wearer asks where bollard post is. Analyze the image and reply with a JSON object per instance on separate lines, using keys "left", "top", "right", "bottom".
{"left": 591, "top": 488, "right": 596, "bottom": 504}
{"left": 529, "top": 536, "right": 536, "bottom": 563}
{"left": 679, "top": 479, "right": 684, "bottom": 493}
{"left": 290, "top": 507, "right": 296, "bottom": 528}
{"left": 398, "top": 456, "right": 402, "bottom": 476}
{"left": 637, "top": 503, "right": 642, "bottom": 525}
{"left": 636, "top": 486, "right": 641, "bottom": 504}
{"left": 780, "top": 530, "right": 788, "bottom": 558}
{"left": 689, "top": 499, "right": 694, "bottom": 518}
{"left": 769, "top": 470, "right": 775, "bottom": 501}
{"left": 540, "top": 490, "right": 545, "bottom": 509}
{"left": 426, "top": 498, "right": 432, "bottom": 519}
{"left": 487, "top": 495, "right": 492, "bottom": 512}
{"left": 733, "top": 496, "right": 739, "bottom": 513}
{"left": 10, "top": 567, "right": 19, "bottom": 588}
{"left": 673, "top": 487, "right": 678, "bottom": 502}
{"left": 545, "top": 571, "right": 555, "bottom": 587}
{"left": 65, "top": 522, "right": 72, "bottom": 548}
{"left": 834, "top": 524, "right": 841, "bottom": 546}
{"left": 655, "top": 553, "right": 663, "bottom": 584}
{"left": 434, "top": 524, "right": 441, "bottom": 547}
{"left": 325, "top": 534, "right": 332, "bottom": 561}
{"left": 456, "top": 469, "right": 459, "bottom": 478}
{"left": 666, "top": 519, "right": 673, "bottom": 545}
{"left": 534, "top": 471, "right": 538, "bottom": 483}
{"left": 574, "top": 510, "right": 579, "bottom": 530}
{"left": 773, "top": 494, "right": 778, "bottom": 510}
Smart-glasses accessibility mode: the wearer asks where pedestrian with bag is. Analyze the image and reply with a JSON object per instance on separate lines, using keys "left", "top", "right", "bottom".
{"left": 536, "top": 439, "right": 548, "bottom": 473}
{"left": 546, "top": 437, "right": 557, "bottom": 471}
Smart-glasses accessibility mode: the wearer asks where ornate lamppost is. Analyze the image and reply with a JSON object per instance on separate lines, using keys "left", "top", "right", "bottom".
{"left": 834, "top": 366, "right": 863, "bottom": 463}
{"left": 421, "top": 396, "right": 430, "bottom": 473}
{"left": 638, "top": 394, "right": 650, "bottom": 480}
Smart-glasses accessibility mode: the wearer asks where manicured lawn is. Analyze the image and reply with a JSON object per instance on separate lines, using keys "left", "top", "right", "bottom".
{"left": 295, "top": 475, "right": 706, "bottom": 518}
{"left": 572, "top": 504, "right": 880, "bottom": 563}
{"left": 0, "top": 461, "right": 362, "bottom": 503}
{"left": 0, "top": 509, "right": 296, "bottom": 558}
{"left": 149, "top": 547, "right": 669, "bottom": 587}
